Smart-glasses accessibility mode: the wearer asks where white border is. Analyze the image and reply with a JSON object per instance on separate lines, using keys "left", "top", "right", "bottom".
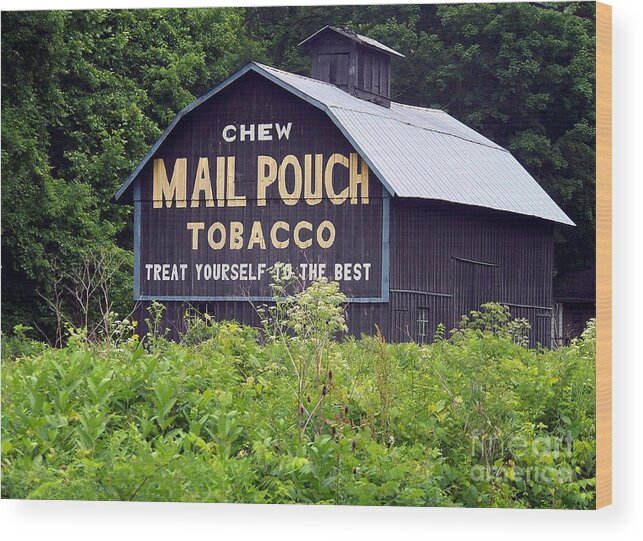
{"left": 2, "top": 1, "right": 642, "bottom": 539}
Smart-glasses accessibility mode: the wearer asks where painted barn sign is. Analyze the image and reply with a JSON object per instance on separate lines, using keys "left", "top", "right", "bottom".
{"left": 133, "top": 72, "right": 387, "bottom": 301}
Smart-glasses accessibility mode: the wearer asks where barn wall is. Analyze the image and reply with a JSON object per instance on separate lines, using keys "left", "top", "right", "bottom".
{"left": 388, "top": 199, "right": 554, "bottom": 347}
{"left": 133, "top": 70, "right": 392, "bottom": 340}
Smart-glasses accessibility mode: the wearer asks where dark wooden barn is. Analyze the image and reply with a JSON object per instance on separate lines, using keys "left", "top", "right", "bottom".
{"left": 115, "top": 26, "right": 573, "bottom": 347}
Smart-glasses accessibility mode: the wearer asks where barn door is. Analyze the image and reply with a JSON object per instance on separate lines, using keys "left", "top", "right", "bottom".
{"left": 389, "top": 290, "right": 414, "bottom": 342}
{"left": 453, "top": 258, "right": 498, "bottom": 324}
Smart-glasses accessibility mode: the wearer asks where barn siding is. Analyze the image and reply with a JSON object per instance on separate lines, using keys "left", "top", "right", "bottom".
{"left": 388, "top": 199, "right": 554, "bottom": 347}
{"left": 130, "top": 70, "right": 556, "bottom": 348}
{"left": 136, "top": 71, "right": 385, "bottom": 301}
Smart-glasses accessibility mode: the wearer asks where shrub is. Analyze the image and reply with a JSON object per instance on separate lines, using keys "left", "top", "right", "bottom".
{"left": 1, "top": 324, "right": 48, "bottom": 362}
{"left": 1, "top": 290, "right": 596, "bottom": 508}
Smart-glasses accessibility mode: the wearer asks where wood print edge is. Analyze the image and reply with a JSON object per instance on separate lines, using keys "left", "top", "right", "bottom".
{"left": 595, "top": 0, "right": 612, "bottom": 510}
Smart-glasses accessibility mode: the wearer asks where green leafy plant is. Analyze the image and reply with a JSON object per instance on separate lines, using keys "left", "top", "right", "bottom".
{"left": 1, "top": 293, "right": 596, "bottom": 508}
{"left": 260, "top": 269, "right": 348, "bottom": 442}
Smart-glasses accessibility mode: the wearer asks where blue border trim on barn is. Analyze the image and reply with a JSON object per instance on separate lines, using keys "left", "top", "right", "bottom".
{"left": 133, "top": 181, "right": 141, "bottom": 299}
{"left": 381, "top": 193, "right": 390, "bottom": 302}
{"left": 135, "top": 296, "right": 389, "bottom": 303}
{"left": 133, "top": 195, "right": 391, "bottom": 304}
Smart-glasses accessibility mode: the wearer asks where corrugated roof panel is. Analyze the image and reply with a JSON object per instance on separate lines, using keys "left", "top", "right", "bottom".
{"left": 115, "top": 62, "right": 574, "bottom": 226}
{"left": 331, "top": 109, "right": 573, "bottom": 223}
{"left": 389, "top": 102, "right": 502, "bottom": 149}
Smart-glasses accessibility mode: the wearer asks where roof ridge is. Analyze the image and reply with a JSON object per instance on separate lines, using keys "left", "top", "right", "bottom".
{"left": 393, "top": 101, "right": 446, "bottom": 114}
{"left": 328, "top": 104, "right": 507, "bottom": 152}
{"left": 298, "top": 25, "right": 405, "bottom": 58}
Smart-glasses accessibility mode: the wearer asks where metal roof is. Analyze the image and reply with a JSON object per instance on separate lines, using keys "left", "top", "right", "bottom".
{"left": 115, "top": 62, "right": 573, "bottom": 226}
{"left": 299, "top": 25, "right": 405, "bottom": 58}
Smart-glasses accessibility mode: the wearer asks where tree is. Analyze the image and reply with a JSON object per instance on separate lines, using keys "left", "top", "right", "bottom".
{"left": 1, "top": 9, "right": 262, "bottom": 336}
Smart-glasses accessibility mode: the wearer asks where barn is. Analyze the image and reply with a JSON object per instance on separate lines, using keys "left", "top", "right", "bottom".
{"left": 114, "top": 26, "right": 573, "bottom": 347}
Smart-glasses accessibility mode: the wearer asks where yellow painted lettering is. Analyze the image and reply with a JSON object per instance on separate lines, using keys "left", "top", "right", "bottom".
{"left": 278, "top": 155, "right": 302, "bottom": 206}
{"left": 226, "top": 157, "right": 246, "bottom": 207}
{"left": 247, "top": 221, "right": 266, "bottom": 250}
{"left": 349, "top": 152, "right": 369, "bottom": 204}
{"left": 186, "top": 222, "right": 205, "bottom": 250}
{"left": 229, "top": 221, "right": 244, "bottom": 249}
{"left": 304, "top": 154, "right": 323, "bottom": 205}
{"left": 270, "top": 221, "right": 290, "bottom": 249}
{"left": 324, "top": 154, "right": 349, "bottom": 205}
{"left": 317, "top": 220, "right": 336, "bottom": 249}
{"left": 207, "top": 222, "right": 226, "bottom": 250}
{"left": 215, "top": 156, "right": 226, "bottom": 207}
{"left": 191, "top": 157, "right": 215, "bottom": 208}
{"left": 294, "top": 221, "right": 313, "bottom": 249}
{"left": 153, "top": 158, "right": 187, "bottom": 208}
{"left": 257, "top": 155, "right": 277, "bottom": 206}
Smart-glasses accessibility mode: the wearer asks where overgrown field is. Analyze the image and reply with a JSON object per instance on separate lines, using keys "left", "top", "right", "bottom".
{"left": 2, "top": 296, "right": 596, "bottom": 508}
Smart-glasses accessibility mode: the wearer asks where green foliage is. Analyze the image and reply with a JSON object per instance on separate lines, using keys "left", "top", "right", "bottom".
{"left": 2, "top": 301, "right": 596, "bottom": 508}
{"left": 260, "top": 269, "right": 348, "bottom": 442}
{"left": 1, "top": 325, "right": 48, "bottom": 362}
{"left": 143, "top": 301, "right": 169, "bottom": 351}
{"left": 1, "top": 8, "right": 262, "bottom": 337}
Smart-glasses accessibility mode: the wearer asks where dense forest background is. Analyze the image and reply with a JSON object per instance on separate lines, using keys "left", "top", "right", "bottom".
{"left": 1, "top": 3, "right": 596, "bottom": 338}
